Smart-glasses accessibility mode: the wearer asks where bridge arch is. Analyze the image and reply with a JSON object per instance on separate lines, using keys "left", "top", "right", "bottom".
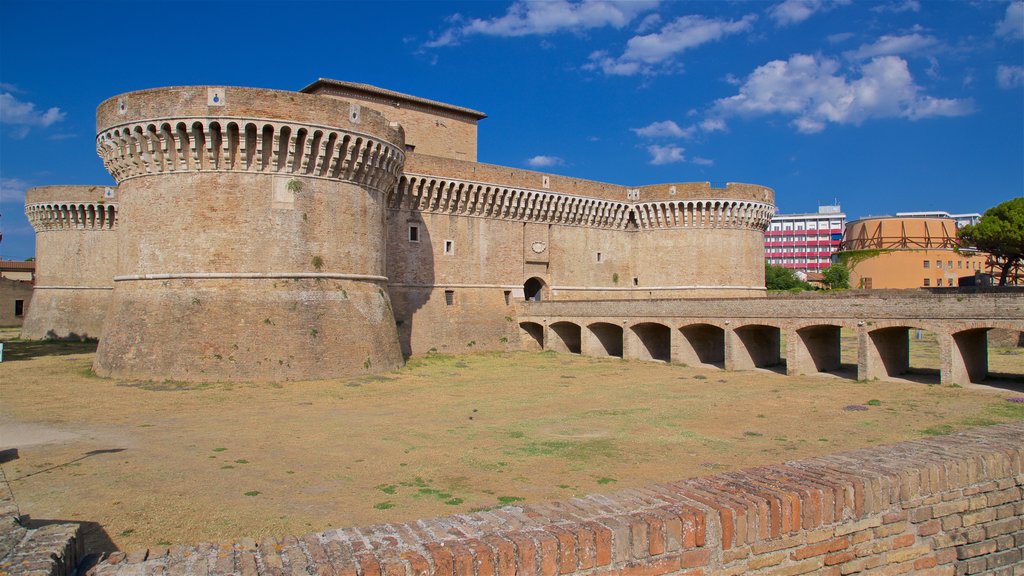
{"left": 519, "top": 322, "right": 544, "bottom": 351}
{"left": 629, "top": 322, "right": 671, "bottom": 362}
{"left": 549, "top": 321, "right": 582, "bottom": 354}
{"left": 792, "top": 324, "right": 843, "bottom": 375}
{"left": 731, "top": 324, "right": 783, "bottom": 370}
{"left": 678, "top": 323, "right": 725, "bottom": 367}
{"left": 586, "top": 322, "right": 623, "bottom": 358}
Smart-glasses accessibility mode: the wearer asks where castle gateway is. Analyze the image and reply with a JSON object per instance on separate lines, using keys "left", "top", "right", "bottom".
{"left": 24, "top": 80, "right": 775, "bottom": 382}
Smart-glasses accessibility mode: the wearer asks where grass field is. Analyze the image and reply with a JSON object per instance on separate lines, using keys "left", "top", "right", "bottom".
{"left": 0, "top": 332, "right": 1022, "bottom": 555}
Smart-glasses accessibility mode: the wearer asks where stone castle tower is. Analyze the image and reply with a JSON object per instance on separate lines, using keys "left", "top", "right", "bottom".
{"left": 22, "top": 185, "right": 119, "bottom": 339}
{"left": 91, "top": 86, "right": 406, "bottom": 381}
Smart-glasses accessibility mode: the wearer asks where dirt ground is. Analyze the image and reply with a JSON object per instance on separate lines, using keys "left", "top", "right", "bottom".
{"left": 0, "top": 329, "right": 1022, "bottom": 555}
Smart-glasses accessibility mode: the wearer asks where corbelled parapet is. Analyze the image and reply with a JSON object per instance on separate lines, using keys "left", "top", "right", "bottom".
{"left": 92, "top": 86, "right": 406, "bottom": 381}
{"left": 22, "top": 185, "right": 119, "bottom": 339}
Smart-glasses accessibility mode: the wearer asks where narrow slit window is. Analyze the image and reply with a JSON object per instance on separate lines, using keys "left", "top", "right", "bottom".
{"left": 444, "top": 290, "right": 455, "bottom": 306}
{"left": 14, "top": 299, "right": 24, "bottom": 317}
{"left": 444, "top": 240, "right": 454, "bottom": 255}
{"left": 632, "top": 277, "right": 639, "bottom": 286}
{"left": 596, "top": 252, "right": 602, "bottom": 262}
{"left": 503, "top": 290, "right": 511, "bottom": 305}
{"left": 408, "top": 225, "right": 419, "bottom": 242}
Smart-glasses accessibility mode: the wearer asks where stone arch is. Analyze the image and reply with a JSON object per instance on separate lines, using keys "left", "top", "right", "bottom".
{"left": 549, "top": 321, "right": 582, "bottom": 354}
{"left": 792, "top": 324, "right": 844, "bottom": 375}
{"left": 630, "top": 322, "right": 671, "bottom": 362}
{"left": 678, "top": 323, "right": 725, "bottom": 367}
{"left": 519, "top": 322, "right": 544, "bottom": 351}
{"left": 587, "top": 322, "right": 623, "bottom": 358}
{"left": 863, "top": 324, "right": 939, "bottom": 383}
{"left": 950, "top": 327, "right": 990, "bottom": 384}
{"left": 524, "top": 277, "right": 547, "bottom": 302}
{"left": 732, "top": 324, "right": 783, "bottom": 370}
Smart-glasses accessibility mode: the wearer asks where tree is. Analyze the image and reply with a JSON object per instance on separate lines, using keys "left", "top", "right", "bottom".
{"left": 765, "top": 263, "right": 810, "bottom": 291}
{"left": 822, "top": 262, "right": 850, "bottom": 290}
{"left": 957, "top": 198, "right": 1024, "bottom": 286}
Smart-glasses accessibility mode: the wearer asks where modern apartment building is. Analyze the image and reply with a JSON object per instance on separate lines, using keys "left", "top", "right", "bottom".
{"left": 764, "top": 205, "right": 846, "bottom": 272}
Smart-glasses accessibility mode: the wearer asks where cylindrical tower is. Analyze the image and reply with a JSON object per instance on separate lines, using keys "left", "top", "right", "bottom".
{"left": 93, "top": 86, "right": 406, "bottom": 381}
{"left": 22, "top": 185, "right": 119, "bottom": 339}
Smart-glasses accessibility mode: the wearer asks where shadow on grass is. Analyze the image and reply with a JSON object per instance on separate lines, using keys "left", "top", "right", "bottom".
{"left": 1, "top": 337, "right": 98, "bottom": 362}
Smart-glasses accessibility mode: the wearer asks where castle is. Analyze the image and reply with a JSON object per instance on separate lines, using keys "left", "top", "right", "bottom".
{"left": 23, "top": 79, "right": 775, "bottom": 381}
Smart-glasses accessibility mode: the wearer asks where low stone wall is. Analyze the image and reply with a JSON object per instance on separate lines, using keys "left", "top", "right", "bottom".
{"left": 0, "top": 457, "right": 83, "bottom": 576}
{"left": 89, "top": 423, "right": 1023, "bottom": 576}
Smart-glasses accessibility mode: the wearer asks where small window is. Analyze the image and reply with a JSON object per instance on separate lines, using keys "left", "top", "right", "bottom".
{"left": 936, "top": 260, "right": 942, "bottom": 269}
{"left": 444, "top": 290, "right": 454, "bottom": 306}
{"left": 958, "top": 261, "right": 962, "bottom": 269}
{"left": 923, "top": 260, "right": 930, "bottom": 269}
{"left": 444, "top": 240, "right": 454, "bottom": 255}
{"left": 947, "top": 261, "right": 952, "bottom": 269}
{"left": 408, "top": 225, "right": 419, "bottom": 242}
{"left": 924, "top": 278, "right": 931, "bottom": 286}
{"left": 14, "top": 299, "right": 24, "bottom": 317}
{"left": 596, "top": 252, "right": 602, "bottom": 262}
{"left": 405, "top": 144, "right": 416, "bottom": 153}
{"left": 632, "top": 277, "right": 639, "bottom": 287}
{"left": 503, "top": 290, "right": 511, "bottom": 305}
{"left": 937, "top": 278, "right": 943, "bottom": 287}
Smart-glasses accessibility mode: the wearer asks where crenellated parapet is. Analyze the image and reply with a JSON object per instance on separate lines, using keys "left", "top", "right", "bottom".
{"left": 630, "top": 198, "right": 774, "bottom": 231}
{"left": 96, "top": 119, "right": 404, "bottom": 193}
{"left": 391, "top": 174, "right": 633, "bottom": 229}
{"left": 26, "top": 202, "right": 118, "bottom": 231}
{"left": 390, "top": 174, "right": 774, "bottom": 232}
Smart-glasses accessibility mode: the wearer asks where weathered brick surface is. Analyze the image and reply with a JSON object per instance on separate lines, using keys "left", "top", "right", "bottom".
{"left": 82, "top": 423, "right": 1023, "bottom": 576}
{"left": 0, "top": 476, "right": 83, "bottom": 576}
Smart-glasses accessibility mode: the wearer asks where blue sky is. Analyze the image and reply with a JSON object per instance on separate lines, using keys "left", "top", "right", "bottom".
{"left": 0, "top": 0, "right": 1021, "bottom": 260}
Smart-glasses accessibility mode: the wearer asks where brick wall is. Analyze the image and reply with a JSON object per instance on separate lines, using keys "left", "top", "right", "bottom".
{"left": 88, "top": 423, "right": 1023, "bottom": 576}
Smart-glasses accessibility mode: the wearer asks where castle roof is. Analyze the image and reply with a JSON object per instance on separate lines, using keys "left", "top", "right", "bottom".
{"left": 300, "top": 78, "right": 488, "bottom": 121}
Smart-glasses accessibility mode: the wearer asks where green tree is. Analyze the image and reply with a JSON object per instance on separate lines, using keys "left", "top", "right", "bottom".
{"left": 957, "top": 198, "right": 1024, "bottom": 286}
{"left": 765, "top": 263, "right": 809, "bottom": 291}
{"left": 821, "top": 262, "right": 850, "bottom": 290}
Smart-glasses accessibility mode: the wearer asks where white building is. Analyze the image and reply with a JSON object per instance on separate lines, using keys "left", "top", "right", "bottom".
{"left": 764, "top": 205, "right": 846, "bottom": 272}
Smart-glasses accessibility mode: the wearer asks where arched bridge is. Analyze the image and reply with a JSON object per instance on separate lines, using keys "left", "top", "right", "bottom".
{"left": 517, "top": 290, "right": 1024, "bottom": 385}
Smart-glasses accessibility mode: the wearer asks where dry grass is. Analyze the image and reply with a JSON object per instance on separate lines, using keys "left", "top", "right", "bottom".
{"left": 0, "top": 335, "right": 1022, "bottom": 555}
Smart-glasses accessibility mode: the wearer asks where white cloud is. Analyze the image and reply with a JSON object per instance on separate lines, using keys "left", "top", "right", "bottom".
{"left": 844, "top": 33, "right": 939, "bottom": 60}
{"left": 699, "top": 118, "right": 728, "bottom": 132}
{"left": 996, "top": 1, "right": 1024, "bottom": 40}
{"left": 0, "top": 92, "right": 66, "bottom": 139}
{"left": 714, "top": 53, "right": 973, "bottom": 133}
{"left": 871, "top": 0, "right": 920, "bottom": 13}
{"left": 768, "top": 0, "right": 850, "bottom": 27}
{"left": 632, "top": 120, "right": 691, "bottom": 138}
{"left": 426, "top": 0, "right": 659, "bottom": 47}
{"left": 691, "top": 157, "right": 714, "bottom": 166}
{"left": 0, "top": 177, "right": 29, "bottom": 205}
{"left": 526, "top": 155, "right": 565, "bottom": 167}
{"left": 586, "top": 13, "right": 756, "bottom": 76}
{"left": 0, "top": 82, "right": 20, "bottom": 93}
{"left": 997, "top": 65, "right": 1024, "bottom": 88}
{"left": 647, "top": 144, "right": 686, "bottom": 165}
{"left": 826, "top": 32, "right": 856, "bottom": 45}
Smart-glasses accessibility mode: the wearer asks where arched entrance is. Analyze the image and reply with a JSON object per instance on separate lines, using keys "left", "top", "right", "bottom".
{"left": 523, "top": 277, "right": 546, "bottom": 301}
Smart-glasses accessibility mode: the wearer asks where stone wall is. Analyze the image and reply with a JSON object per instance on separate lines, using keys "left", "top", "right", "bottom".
{"left": 1, "top": 453, "right": 83, "bottom": 576}
{"left": 0, "top": 278, "right": 33, "bottom": 328}
{"left": 87, "top": 423, "right": 1024, "bottom": 576}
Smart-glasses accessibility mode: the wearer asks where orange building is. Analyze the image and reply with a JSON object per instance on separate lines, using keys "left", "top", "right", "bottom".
{"left": 836, "top": 216, "right": 989, "bottom": 289}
